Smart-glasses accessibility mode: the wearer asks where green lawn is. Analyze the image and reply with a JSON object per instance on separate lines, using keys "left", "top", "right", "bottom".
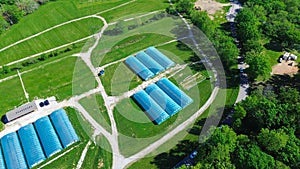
{"left": 0, "top": 57, "right": 95, "bottom": 117}
{"left": 81, "top": 135, "right": 113, "bottom": 169}
{"left": 0, "top": 18, "right": 103, "bottom": 66}
{"left": 79, "top": 94, "right": 112, "bottom": 132}
{"left": 100, "top": 62, "right": 142, "bottom": 96}
{"left": 0, "top": 0, "right": 129, "bottom": 49}
{"left": 100, "top": 0, "right": 169, "bottom": 22}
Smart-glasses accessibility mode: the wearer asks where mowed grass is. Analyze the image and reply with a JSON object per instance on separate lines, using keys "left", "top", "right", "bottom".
{"left": 100, "top": 62, "right": 142, "bottom": 96}
{"left": 0, "top": 18, "right": 103, "bottom": 65}
{"left": 0, "top": 0, "right": 128, "bottom": 49}
{"left": 0, "top": 57, "right": 95, "bottom": 117}
{"left": 79, "top": 94, "right": 112, "bottom": 132}
{"left": 82, "top": 135, "right": 112, "bottom": 169}
{"left": 100, "top": 0, "right": 169, "bottom": 22}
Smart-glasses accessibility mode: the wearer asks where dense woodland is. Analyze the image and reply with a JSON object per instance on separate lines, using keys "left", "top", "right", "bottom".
{"left": 236, "top": 0, "right": 300, "bottom": 79}
{"left": 167, "top": 0, "right": 300, "bottom": 169}
{"left": 0, "top": 0, "right": 50, "bottom": 34}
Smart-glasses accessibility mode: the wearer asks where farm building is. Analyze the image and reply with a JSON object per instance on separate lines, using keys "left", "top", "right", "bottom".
{"left": 50, "top": 109, "right": 79, "bottom": 148}
{"left": 136, "top": 51, "right": 165, "bottom": 75}
{"left": 145, "top": 46, "right": 175, "bottom": 69}
{"left": 34, "top": 116, "right": 63, "bottom": 157}
{"left": 124, "top": 56, "right": 154, "bottom": 80}
{"left": 156, "top": 78, "right": 193, "bottom": 108}
{"left": 145, "top": 84, "right": 182, "bottom": 116}
{"left": 18, "top": 124, "right": 46, "bottom": 168}
{"left": 133, "top": 90, "right": 170, "bottom": 125}
{"left": 1, "top": 132, "right": 28, "bottom": 169}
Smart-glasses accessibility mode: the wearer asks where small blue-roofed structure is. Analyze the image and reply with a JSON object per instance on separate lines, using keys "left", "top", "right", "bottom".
{"left": 145, "top": 47, "right": 175, "bottom": 69}
{"left": 124, "top": 56, "right": 154, "bottom": 80}
{"left": 34, "top": 116, "right": 63, "bottom": 157}
{"left": 50, "top": 109, "right": 79, "bottom": 148}
{"left": 0, "top": 147, "right": 6, "bottom": 169}
{"left": 156, "top": 78, "right": 193, "bottom": 108}
{"left": 1, "top": 132, "right": 27, "bottom": 169}
{"left": 136, "top": 51, "right": 165, "bottom": 75}
{"left": 133, "top": 90, "right": 170, "bottom": 125}
{"left": 145, "top": 84, "right": 182, "bottom": 116}
{"left": 18, "top": 124, "right": 46, "bottom": 168}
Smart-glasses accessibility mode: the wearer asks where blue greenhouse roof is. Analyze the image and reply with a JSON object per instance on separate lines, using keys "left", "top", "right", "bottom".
{"left": 0, "top": 147, "right": 6, "bottom": 169}
{"left": 34, "top": 116, "right": 63, "bottom": 157}
{"left": 133, "top": 90, "right": 170, "bottom": 125}
{"left": 145, "top": 84, "right": 182, "bottom": 116}
{"left": 50, "top": 109, "right": 79, "bottom": 148}
{"left": 145, "top": 47, "right": 175, "bottom": 69}
{"left": 124, "top": 56, "right": 154, "bottom": 80}
{"left": 1, "top": 132, "right": 28, "bottom": 169}
{"left": 136, "top": 51, "right": 165, "bottom": 75}
{"left": 156, "top": 78, "right": 193, "bottom": 108}
{"left": 18, "top": 124, "right": 46, "bottom": 168}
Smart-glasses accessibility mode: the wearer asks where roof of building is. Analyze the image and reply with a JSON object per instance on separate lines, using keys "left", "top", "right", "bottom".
{"left": 136, "top": 51, "right": 165, "bottom": 75}
{"left": 6, "top": 102, "right": 37, "bottom": 122}
{"left": 145, "top": 47, "right": 175, "bottom": 69}
{"left": 124, "top": 56, "right": 154, "bottom": 80}
{"left": 18, "top": 124, "right": 46, "bottom": 168}
{"left": 133, "top": 90, "right": 170, "bottom": 125}
{"left": 1, "top": 132, "right": 28, "bottom": 169}
{"left": 156, "top": 78, "right": 193, "bottom": 108}
{"left": 145, "top": 84, "right": 182, "bottom": 116}
{"left": 34, "top": 116, "right": 63, "bottom": 158}
{"left": 50, "top": 109, "right": 79, "bottom": 148}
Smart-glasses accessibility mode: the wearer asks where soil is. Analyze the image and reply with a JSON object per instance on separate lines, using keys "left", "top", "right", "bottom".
{"left": 195, "top": 0, "right": 230, "bottom": 16}
{"left": 272, "top": 60, "right": 298, "bottom": 75}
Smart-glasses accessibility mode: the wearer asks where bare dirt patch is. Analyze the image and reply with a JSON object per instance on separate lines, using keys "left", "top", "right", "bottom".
{"left": 195, "top": 0, "right": 230, "bottom": 17}
{"left": 272, "top": 61, "right": 298, "bottom": 75}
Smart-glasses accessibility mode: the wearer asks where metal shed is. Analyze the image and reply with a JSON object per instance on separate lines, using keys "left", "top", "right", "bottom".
{"left": 49, "top": 109, "right": 79, "bottom": 148}
{"left": 1, "top": 132, "right": 27, "bottom": 169}
{"left": 136, "top": 51, "right": 165, "bottom": 75}
{"left": 124, "top": 56, "right": 154, "bottom": 80}
{"left": 145, "top": 47, "right": 175, "bottom": 69}
{"left": 145, "top": 84, "right": 182, "bottom": 116}
{"left": 156, "top": 78, "right": 193, "bottom": 108}
{"left": 133, "top": 90, "right": 170, "bottom": 125}
{"left": 34, "top": 116, "right": 63, "bottom": 157}
{"left": 18, "top": 124, "right": 46, "bottom": 168}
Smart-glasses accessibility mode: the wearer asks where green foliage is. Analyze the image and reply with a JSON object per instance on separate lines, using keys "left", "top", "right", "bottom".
{"left": 245, "top": 51, "right": 271, "bottom": 80}
{"left": 257, "top": 128, "right": 289, "bottom": 152}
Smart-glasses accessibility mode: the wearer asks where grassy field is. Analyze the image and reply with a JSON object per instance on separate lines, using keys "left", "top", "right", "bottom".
{"left": 81, "top": 135, "right": 112, "bottom": 169}
{"left": 100, "top": 0, "right": 168, "bottom": 22}
{"left": 91, "top": 16, "right": 182, "bottom": 67}
{"left": 0, "top": 0, "right": 129, "bottom": 49}
{"left": 101, "top": 62, "right": 142, "bottom": 96}
{"left": 0, "top": 57, "right": 95, "bottom": 116}
{"left": 79, "top": 94, "right": 112, "bottom": 132}
{"left": 0, "top": 18, "right": 103, "bottom": 66}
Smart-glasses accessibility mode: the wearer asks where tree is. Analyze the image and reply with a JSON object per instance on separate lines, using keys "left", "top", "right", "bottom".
{"left": 0, "top": 4, "right": 24, "bottom": 24}
{"left": 175, "top": 0, "right": 194, "bottom": 15}
{"left": 0, "top": 16, "right": 9, "bottom": 34}
{"left": 257, "top": 128, "right": 289, "bottom": 152}
{"left": 245, "top": 51, "right": 271, "bottom": 80}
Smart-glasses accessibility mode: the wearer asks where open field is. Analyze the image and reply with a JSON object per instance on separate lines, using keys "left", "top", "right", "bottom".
{"left": 91, "top": 15, "right": 182, "bottom": 67}
{"left": 79, "top": 94, "right": 112, "bottom": 132}
{"left": 100, "top": 62, "right": 142, "bottom": 96}
{"left": 0, "top": 0, "right": 129, "bottom": 49}
{"left": 0, "top": 18, "right": 103, "bottom": 65}
{"left": 100, "top": 0, "right": 168, "bottom": 22}
{"left": 0, "top": 57, "right": 95, "bottom": 116}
